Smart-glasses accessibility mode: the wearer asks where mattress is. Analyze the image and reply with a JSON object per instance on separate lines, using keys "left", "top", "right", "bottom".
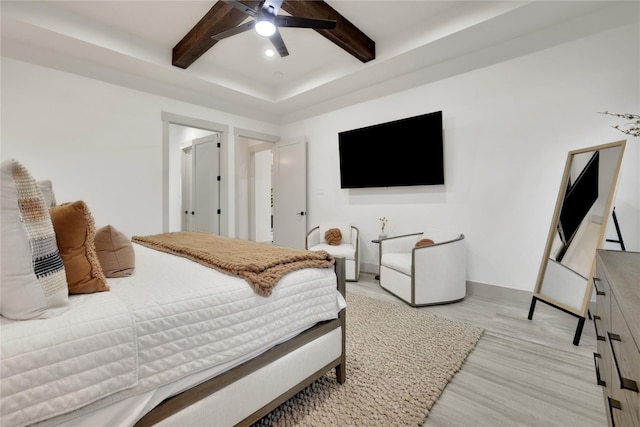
{"left": 1, "top": 243, "right": 345, "bottom": 427}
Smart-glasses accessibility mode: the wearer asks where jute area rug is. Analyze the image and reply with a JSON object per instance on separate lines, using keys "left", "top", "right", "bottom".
{"left": 253, "top": 292, "right": 484, "bottom": 426}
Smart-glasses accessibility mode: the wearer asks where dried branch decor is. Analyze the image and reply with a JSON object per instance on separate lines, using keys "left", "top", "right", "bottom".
{"left": 599, "top": 111, "right": 640, "bottom": 137}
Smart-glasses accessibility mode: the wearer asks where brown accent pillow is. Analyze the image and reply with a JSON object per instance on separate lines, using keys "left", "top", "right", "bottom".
{"left": 415, "top": 238, "right": 435, "bottom": 248}
{"left": 49, "top": 201, "right": 109, "bottom": 294}
{"left": 325, "top": 228, "right": 342, "bottom": 245}
{"left": 95, "top": 225, "right": 135, "bottom": 278}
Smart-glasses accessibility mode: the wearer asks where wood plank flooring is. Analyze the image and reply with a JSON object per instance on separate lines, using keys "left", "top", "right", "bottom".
{"left": 347, "top": 273, "right": 607, "bottom": 427}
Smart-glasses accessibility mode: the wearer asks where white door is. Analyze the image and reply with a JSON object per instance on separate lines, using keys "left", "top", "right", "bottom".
{"left": 193, "top": 135, "right": 220, "bottom": 234}
{"left": 252, "top": 148, "right": 273, "bottom": 243}
{"left": 273, "top": 138, "right": 307, "bottom": 249}
{"left": 181, "top": 146, "right": 194, "bottom": 231}
{"left": 182, "top": 134, "right": 220, "bottom": 234}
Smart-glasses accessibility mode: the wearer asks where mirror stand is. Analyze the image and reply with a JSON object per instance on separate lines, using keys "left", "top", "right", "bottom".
{"left": 528, "top": 295, "right": 587, "bottom": 345}
{"left": 528, "top": 140, "right": 626, "bottom": 346}
{"left": 605, "top": 207, "right": 625, "bottom": 250}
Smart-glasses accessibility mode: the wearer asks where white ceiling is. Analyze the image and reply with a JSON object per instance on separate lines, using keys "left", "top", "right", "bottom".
{"left": 1, "top": 1, "right": 638, "bottom": 123}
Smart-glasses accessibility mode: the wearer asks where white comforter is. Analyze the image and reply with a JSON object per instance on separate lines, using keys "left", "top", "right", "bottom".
{"left": 1, "top": 244, "right": 344, "bottom": 427}
{"left": 1, "top": 292, "right": 137, "bottom": 427}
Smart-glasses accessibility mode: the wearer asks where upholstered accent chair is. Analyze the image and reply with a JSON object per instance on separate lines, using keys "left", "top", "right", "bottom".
{"left": 379, "top": 230, "right": 465, "bottom": 306}
{"left": 306, "top": 223, "right": 360, "bottom": 281}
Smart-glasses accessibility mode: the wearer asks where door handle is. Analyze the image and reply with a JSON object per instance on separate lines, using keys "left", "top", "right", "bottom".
{"left": 296, "top": 211, "right": 306, "bottom": 216}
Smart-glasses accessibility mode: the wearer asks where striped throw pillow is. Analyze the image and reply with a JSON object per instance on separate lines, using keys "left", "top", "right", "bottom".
{"left": 0, "top": 160, "right": 69, "bottom": 319}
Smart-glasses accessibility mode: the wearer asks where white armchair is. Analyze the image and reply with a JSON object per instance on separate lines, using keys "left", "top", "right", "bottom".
{"left": 379, "top": 229, "right": 466, "bottom": 306}
{"left": 306, "top": 223, "right": 360, "bottom": 281}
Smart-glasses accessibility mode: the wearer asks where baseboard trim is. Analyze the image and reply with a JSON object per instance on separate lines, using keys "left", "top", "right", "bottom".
{"left": 359, "top": 266, "right": 536, "bottom": 306}
{"left": 465, "top": 281, "right": 533, "bottom": 305}
{"left": 360, "top": 262, "right": 378, "bottom": 275}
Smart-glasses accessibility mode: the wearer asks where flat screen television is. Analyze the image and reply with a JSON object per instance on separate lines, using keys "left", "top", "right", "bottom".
{"left": 338, "top": 111, "right": 444, "bottom": 188}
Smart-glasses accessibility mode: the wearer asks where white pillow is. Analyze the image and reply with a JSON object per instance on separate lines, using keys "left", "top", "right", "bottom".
{"left": 37, "top": 179, "right": 57, "bottom": 207}
{"left": 1, "top": 160, "right": 69, "bottom": 319}
{"left": 319, "top": 222, "right": 352, "bottom": 245}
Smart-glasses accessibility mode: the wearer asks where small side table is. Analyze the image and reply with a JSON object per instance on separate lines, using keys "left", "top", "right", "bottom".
{"left": 372, "top": 239, "right": 381, "bottom": 280}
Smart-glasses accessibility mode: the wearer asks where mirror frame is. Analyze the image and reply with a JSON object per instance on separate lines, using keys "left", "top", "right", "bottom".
{"left": 529, "top": 139, "right": 626, "bottom": 345}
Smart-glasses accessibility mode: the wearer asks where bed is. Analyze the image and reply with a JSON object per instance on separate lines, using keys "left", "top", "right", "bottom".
{"left": 0, "top": 159, "right": 346, "bottom": 427}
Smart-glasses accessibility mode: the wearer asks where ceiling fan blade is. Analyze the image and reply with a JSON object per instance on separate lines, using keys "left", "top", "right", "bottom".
{"left": 223, "top": 0, "right": 257, "bottom": 17}
{"left": 261, "top": 0, "right": 283, "bottom": 16}
{"left": 269, "top": 29, "right": 289, "bottom": 57}
{"left": 211, "top": 20, "right": 256, "bottom": 41}
{"left": 275, "top": 16, "right": 337, "bottom": 30}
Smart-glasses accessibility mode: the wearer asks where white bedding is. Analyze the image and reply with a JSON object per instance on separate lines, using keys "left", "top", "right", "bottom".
{"left": 1, "top": 243, "right": 345, "bottom": 427}
{"left": 1, "top": 292, "right": 137, "bottom": 427}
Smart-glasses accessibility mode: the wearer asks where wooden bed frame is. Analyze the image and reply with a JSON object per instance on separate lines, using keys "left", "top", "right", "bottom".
{"left": 135, "top": 257, "right": 347, "bottom": 426}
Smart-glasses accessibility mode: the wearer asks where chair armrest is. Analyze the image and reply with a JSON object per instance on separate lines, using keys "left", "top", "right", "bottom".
{"left": 350, "top": 226, "right": 359, "bottom": 250}
{"left": 413, "top": 234, "right": 466, "bottom": 278}
{"left": 306, "top": 226, "right": 320, "bottom": 249}
{"left": 380, "top": 232, "right": 423, "bottom": 254}
{"left": 413, "top": 233, "right": 464, "bottom": 252}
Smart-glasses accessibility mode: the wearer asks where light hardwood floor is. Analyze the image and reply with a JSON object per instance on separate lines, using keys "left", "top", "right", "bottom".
{"left": 347, "top": 273, "right": 607, "bottom": 427}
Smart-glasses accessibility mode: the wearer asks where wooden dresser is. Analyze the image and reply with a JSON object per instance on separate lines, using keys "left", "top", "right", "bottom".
{"left": 593, "top": 250, "right": 640, "bottom": 427}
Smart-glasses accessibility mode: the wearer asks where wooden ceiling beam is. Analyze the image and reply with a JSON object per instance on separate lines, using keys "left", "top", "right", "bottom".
{"left": 172, "top": 1, "right": 261, "bottom": 69}
{"left": 281, "top": 1, "right": 375, "bottom": 63}
{"left": 172, "top": 1, "right": 375, "bottom": 69}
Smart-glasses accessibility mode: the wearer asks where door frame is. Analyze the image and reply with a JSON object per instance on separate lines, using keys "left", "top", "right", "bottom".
{"left": 181, "top": 145, "right": 193, "bottom": 232}
{"left": 190, "top": 134, "right": 221, "bottom": 234}
{"left": 162, "top": 112, "right": 229, "bottom": 235}
{"left": 273, "top": 137, "right": 308, "bottom": 249}
{"left": 234, "top": 127, "right": 280, "bottom": 240}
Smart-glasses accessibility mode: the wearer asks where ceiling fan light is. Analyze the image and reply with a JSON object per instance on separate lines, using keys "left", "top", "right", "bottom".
{"left": 255, "top": 20, "right": 276, "bottom": 37}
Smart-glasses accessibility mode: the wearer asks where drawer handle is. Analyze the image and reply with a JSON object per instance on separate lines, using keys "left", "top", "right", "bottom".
{"left": 593, "top": 277, "right": 605, "bottom": 296}
{"left": 593, "top": 352, "right": 606, "bottom": 387}
{"left": 593, "top": 316, "right": 606, "bottom": 341}
{"left": 608, "top": 332, "right": 639, "bottom": 392}
{"left": 608, "top": 397, "right": 622, "bottom": 427}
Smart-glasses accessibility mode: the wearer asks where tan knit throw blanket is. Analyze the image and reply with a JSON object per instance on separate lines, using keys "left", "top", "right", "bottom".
{"left": 132, "top": 231, "right": 334, "bottom": 296}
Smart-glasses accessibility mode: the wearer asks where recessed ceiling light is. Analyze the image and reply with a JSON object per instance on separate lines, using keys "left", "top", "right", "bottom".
{"left": 265, "top": 48, "right": 275, "bottom": 57}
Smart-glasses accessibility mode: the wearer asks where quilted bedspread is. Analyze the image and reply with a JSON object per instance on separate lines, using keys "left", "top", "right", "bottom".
{"left": 0, "top": 243, "right": 342, "bottom": 427}
{"left": 0, "top": 292, "right": 137, "bottom": 427}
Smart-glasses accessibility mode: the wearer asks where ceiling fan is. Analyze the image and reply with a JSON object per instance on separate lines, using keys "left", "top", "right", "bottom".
{"left": 212, "top": 0, "right": 337, "bottom": 57}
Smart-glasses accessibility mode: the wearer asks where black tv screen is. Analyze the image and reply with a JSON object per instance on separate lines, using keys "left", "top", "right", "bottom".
{"left": 338, "top": 111, "right": 444, "bottom": 188}
{"left": 558, "top": 150, "right": 599, "bottom": 249}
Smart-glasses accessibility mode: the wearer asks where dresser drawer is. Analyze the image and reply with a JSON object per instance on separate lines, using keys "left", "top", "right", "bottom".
{"left": 610, "top": 299, "right": 640, "bottom": 426}
{"left": 593, "top": 258, "right": 612, "bottom": 393}
{"left": 595, "top": 251, "right": 640, "bottom": 427}
{"left": 594, "top": 259, "right": 612, "bottom": 329}
{"left": 596, "top": 339, "right": 612, "bottom": 389}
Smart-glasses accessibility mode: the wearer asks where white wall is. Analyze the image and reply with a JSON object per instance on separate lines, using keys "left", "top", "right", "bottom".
{"left": 2, "top": 22, "right": 638, "bottom": 293}
{"left": 282, "top": 23, "right": 640, "bottom": 292}
{"left": 0, "top": 57, "right": 280, "bottom": 238}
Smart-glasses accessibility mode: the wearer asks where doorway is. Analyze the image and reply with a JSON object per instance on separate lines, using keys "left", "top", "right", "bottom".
{"left": 236, "top": 134, "right": 276, "bottom": 242}
{"left": 162, "top": 112, "right": 229, "bottom": 235}
{"left": 234, "top": 128, "right": 279, "bottom": 242}
{"left": 251, "top": 147, "right": 273, "bottom": 243}
{"left": 235, "top": 133, "right": 308, "bottom": 248}
{"left": 181, "top": 134, "right": 221, "bottom": 234}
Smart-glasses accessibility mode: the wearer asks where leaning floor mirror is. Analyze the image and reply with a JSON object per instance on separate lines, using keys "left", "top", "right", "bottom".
{"left": 528, "top": 140, "right": 626, "bottom": 345}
